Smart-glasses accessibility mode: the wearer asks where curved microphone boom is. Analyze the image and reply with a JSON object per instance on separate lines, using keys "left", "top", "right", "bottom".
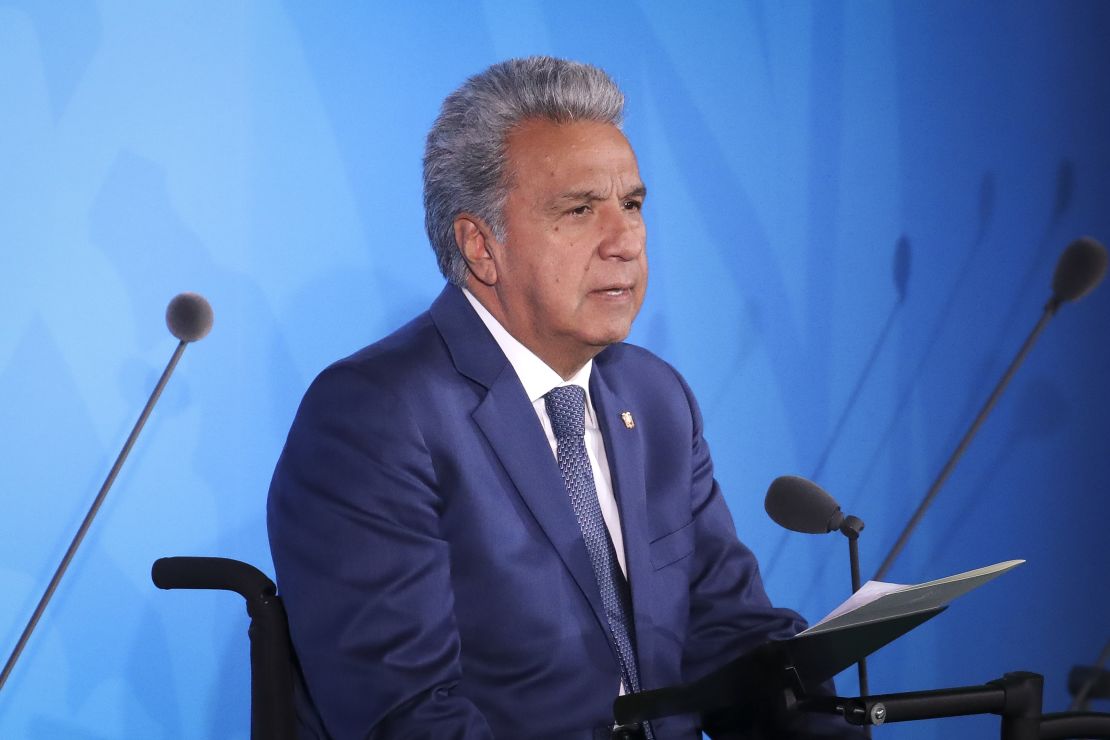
{"left": 875, "top": 237, "right": 1107, "bottom": 581}
{"left": 0, "top": 293, "right": 213, "bottom": 693}
{"left": 765, "top": 476, "right": 870, "bottom": 707}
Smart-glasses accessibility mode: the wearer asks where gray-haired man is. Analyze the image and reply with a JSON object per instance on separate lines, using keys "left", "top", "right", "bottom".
{"left": 269, "top": 57, "right": 858, "bottom": 739}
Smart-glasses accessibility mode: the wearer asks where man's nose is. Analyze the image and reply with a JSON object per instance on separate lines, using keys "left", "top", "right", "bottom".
{"left": 597, "top": 203, "right": 645, "bottom": 260}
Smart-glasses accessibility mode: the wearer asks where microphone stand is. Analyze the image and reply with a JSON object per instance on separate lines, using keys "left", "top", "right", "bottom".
{"left": 840, "top": 515, "right": 869, "bottom": 702}
{"left": 0, "top": 287, "right": 218, "bottom": 695}
{"left": 0, "top": 340, "right": 190, "bottom": 693}
{"left": 874, "top": 300, "right": 1059, "bottom": 580}
{"left": 0, "top": 292, "right": 211, "bottom": 694}
{"left": 615, "top": 665, "right": 1110, "bottom": 739}
{"left": 763, "top": 477, "right": 871, "bottom": 714}
{"left": 800, "top": 670, "right": 1110, "bottom": 739}
{"left": 873, "top": 229, "right": 1110, "bottom": 582}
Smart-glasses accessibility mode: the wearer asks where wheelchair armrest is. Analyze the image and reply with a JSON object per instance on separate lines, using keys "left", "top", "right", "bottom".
{"left": 152, "top": 556, "right": 276, "bottom": 601}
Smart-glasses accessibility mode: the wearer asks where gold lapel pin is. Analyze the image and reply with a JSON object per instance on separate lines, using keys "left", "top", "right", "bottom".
{"left": 621, "top": 411, "right": 635, "bottom": 429}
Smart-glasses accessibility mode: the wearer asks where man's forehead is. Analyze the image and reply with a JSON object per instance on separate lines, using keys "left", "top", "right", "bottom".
{"left": 505, "top": 119, "right": 641, "bottom": 190}
{"left": 506, "top": 118, "right": 632, "bottom": 159}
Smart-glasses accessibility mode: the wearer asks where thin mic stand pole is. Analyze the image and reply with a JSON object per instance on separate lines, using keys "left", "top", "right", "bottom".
{"left": 848, "top": 533, "right": 862, "bottom": 596}
{"left": 0, "top": 340, "right": 188, "bottom": 693}
{"left": 848, "top": 534, "right": 869, "bottom": 694}
{"left": 874, "top": 300, "right": 1060, "bottom": 581}
{"left": 842, "top": 517, "right": 870, "bottom": 735}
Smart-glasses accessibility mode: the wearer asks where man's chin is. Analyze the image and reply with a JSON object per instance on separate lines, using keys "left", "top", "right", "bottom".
{"left": 586, "top": 323, "right": 636, "bottom": 350}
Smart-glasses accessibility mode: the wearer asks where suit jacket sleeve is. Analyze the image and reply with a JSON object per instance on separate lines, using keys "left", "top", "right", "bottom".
{"left": 267, "top": 362, "right": 495, "bottom": 739}
{"left": 673, "top": 368, "right": 806, "bottom": 674}
{"left": 673, "top": 371, "right": 862, "bottom": 739}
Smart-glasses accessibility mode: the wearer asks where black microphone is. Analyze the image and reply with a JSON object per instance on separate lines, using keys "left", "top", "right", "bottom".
{"left": 166, "top": 291, "right": 215, "bottom": 342}
{"left": 1050, "top": 236, "right": 1108, "bottom": 307}
{"left": 764, "top": 475, "right": 866, "bottom": 588}
{"left": 0, "top": 293, "right": 213, "bottom": 694}
{"left": 766, "top": 475, "right": 847, "bottom": 535}
{"left": 765, "top": 476, "right": 869, "bottom": 706}
{"left": 874, "top": 237, "right": 1107, "bottom": 581}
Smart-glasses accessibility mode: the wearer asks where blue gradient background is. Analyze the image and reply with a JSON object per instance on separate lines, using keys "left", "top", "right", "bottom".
{"left": 1, "top": 2, "right": 1108, "bottom": 737}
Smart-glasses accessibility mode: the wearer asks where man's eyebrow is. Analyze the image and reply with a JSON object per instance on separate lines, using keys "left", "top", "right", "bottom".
{"left": 553, "top": 189, "right": 605, "bottom": 204}
{"left": 550, "top": 184, "right": 648, "bottom": 206}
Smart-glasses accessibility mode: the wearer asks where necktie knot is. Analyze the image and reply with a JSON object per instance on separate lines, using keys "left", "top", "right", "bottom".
{"left": 544, "top": 385, "right": 586, "bottom": 440}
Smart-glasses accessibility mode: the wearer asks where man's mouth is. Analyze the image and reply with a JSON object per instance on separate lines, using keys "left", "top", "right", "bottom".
{"left": 594, "top": 284, "right": 634, "bottom": 297}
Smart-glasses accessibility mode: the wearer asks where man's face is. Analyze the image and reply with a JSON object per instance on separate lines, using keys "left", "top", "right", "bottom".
{"left": 473, "top": 118, "right": 647, "bottom": 377}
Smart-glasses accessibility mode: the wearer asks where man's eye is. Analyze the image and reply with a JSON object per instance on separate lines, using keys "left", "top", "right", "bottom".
{"left": 570, "top": 205, "right": 592, "bottom": 216}
{"left": 622, "top": 199, "right": 643, "bottom": 211}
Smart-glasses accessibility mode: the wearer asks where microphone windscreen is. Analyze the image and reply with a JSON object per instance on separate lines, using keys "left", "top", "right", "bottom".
{"left": 166, "top": 292, "right": 214, "bottom": 342}
{"left": 765, "top": 475, "right": 842, "bottom": 534}
{"left": 1052, "top": 237, "right": 1108, "bottom": 304}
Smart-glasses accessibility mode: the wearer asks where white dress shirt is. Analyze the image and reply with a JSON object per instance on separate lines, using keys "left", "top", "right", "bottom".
{"left": 463, "top": 289, "right": 628, "bottom": 577}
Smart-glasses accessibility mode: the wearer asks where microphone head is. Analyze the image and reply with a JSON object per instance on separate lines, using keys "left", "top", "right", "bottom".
{"left": 764, "top": 475, "right": 843, "bottom": 535}
{"left": 166, "top": 292, "right": 214, "bottom": 342}
{"left": 1052, "top": 237, "right": 1107, "bottom": 304}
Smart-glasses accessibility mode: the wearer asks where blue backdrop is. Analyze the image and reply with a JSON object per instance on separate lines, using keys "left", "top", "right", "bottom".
{"left": 2, "top": 2, "right": 1108, "bottom": 737}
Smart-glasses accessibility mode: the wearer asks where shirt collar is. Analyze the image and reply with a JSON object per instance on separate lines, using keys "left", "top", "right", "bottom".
{"left": 463, "top": 288, "right": 595, "bottom": 415}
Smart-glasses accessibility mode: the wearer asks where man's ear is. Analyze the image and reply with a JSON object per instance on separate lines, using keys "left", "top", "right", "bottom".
{"left": 454, "top": 215, "right": 498, "bottom": 286}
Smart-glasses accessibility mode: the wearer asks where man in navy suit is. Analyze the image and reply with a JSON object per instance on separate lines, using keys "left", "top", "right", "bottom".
{"left": 269, "top": 57, "right": 856, "bottom": 739}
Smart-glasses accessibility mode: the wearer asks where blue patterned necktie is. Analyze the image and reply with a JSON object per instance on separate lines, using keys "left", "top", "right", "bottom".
{"left": 544, "top": 385, "right": 653, "bottom": 739}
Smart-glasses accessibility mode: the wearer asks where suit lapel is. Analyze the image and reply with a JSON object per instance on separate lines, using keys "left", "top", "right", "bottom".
{"left": 431, "top": 286, "right": 613, "bottom": 642}
{"left": 591, "top": 364, "right": 657, "bottom": 688}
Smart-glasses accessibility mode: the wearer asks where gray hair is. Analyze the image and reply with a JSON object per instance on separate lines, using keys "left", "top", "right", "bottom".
{"left": 423, "top": 56, "right": 626, "bottom": 286}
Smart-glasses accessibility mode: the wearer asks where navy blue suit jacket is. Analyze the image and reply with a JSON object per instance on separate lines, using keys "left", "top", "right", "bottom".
{"left": 268, "top": 285, "right": 831, "bottom": 739}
